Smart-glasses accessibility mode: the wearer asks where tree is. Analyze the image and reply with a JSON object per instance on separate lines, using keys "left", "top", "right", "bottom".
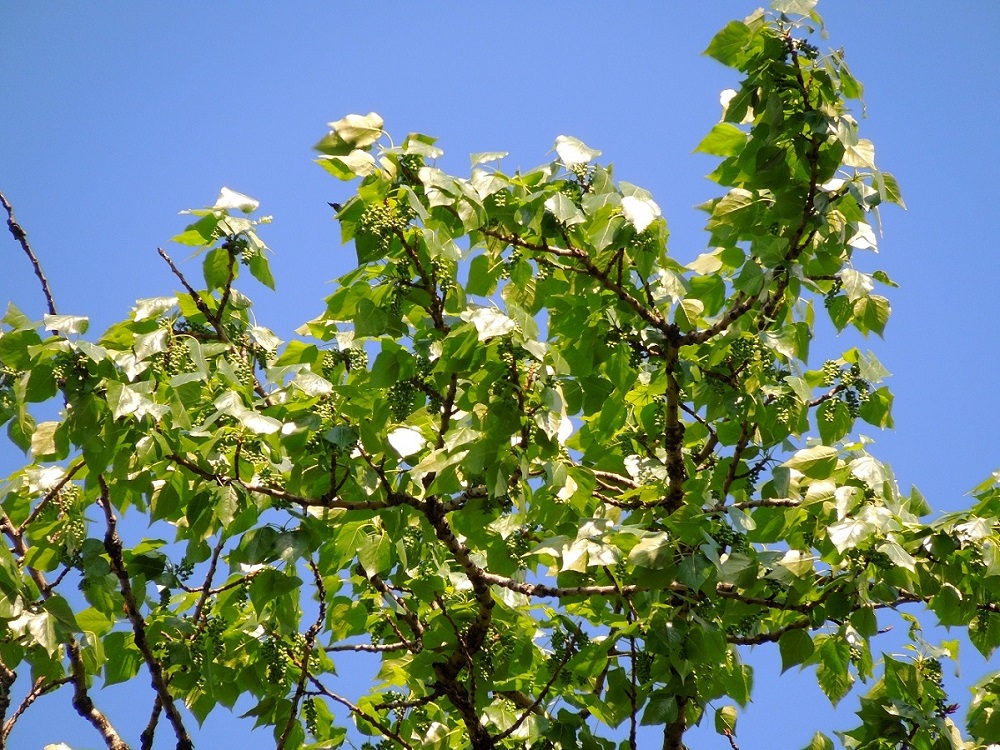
{"left": 1, "top": 3, "right": 998, "bottom": 749}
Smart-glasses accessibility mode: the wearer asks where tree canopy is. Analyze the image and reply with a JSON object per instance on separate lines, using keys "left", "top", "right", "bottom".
{"left": 1, "top": 3, "right": 998, "bottom": 749}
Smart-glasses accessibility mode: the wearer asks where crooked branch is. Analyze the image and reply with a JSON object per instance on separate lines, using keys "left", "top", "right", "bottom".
{"left": 1, "top": 191, "right": 56, "bottom": 315}
{"left": 99, "top": 477, "right": 192, "bottom": 750}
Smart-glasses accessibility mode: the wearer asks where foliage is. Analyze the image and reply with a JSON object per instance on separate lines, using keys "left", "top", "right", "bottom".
{"left": 1, "top": 3, "right": 999, "bottom": 750}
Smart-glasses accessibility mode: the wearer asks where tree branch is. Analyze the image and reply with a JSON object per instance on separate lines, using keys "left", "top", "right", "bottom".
{"left": 1, "top": 190, "right": 56, "bottom": 315}
{"left": 98, "top": 477, "right": 192, "bottom": 750}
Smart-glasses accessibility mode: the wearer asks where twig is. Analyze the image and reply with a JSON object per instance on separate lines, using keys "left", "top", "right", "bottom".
{"left": 277, "top": 560, "right": 327, "bottom": 750}
{"left": 308, "top": 677, "right": 417, "bottom": 750}
{"left": 3, "top": 676, "right": 72, "bottom": 742}
{"left": 157, "top": 247, "right": 223, "bottom": 336}
{"left": 0, "top": 190, "right": 57, "bottom": 315}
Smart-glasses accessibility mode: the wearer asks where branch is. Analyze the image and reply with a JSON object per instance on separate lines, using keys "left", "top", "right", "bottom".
{"left": 480, "top": 227, "right": 677, "bottom": 340}
{"left": 480, "top": 570, "right": 679, "bottom": 599}
{"left": 140, "top": 698, "right": 162, "bottom": 750}
{"left": 277, "top": 560, "right": 327, "bottom": 750}
{"left": 0, "top": 190, "right": 56, "bottom": 315}
{"left": 157, "top": 248, "right": 222, "bottom": 336}
{"left": 191, "top": 535, "right": 226, "bottom": 627}
{"left": 3, "top": 676, "right": 72, "bottom": 743}
{"left": 357, "top": 567, "right": 423, "bottom": 650}
{"left": 17, "top": 459, "right": 85, "bottom": 534}
{"left": 68, "top": 639, "right": 131, "bottom": 750}
{"left": 663, "top": 346, "right": 687, "bottom": 511}
{"left": 0, "top": 661, "right": 16, "bottom": 741}
{"left": 98, "top": 477, "right": 192, "bottom": 750}
{"left": 492, "top": 628, "right": 581, "bottom": 743}
{"left": 308, "top": 677, "right": 417, "bottom": 750}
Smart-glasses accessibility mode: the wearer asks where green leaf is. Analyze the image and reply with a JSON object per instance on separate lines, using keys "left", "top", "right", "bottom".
{"left": 203, "top": 246, "right": 232, "bottom": 290}
{"left": 967, "top": 673, "right": 1000, "bottom": 742}
{"left": 779, "top": 628, "right": 815, "bottom": 672}
{"left": 103, "top": 631, "right": 142, "bottom": 685}
{"left": 695, "top": 123, "right": 747, "bottom": 157}
{"left": 772, "top": 0, "right": 817, "bottom": 15}
{"left": 214, "top": 187, "right": 259, "bottom": 213}
{"left": 704, "top": 21, "right": 752, "bottom": 66}
{"left": 714, "top": 705, "right": 738, "bottom": 735}
{"left": 358, "top": 531, "right": 393, "bottom": 576}
{"left": 315, "top": 112, "right": 384, "bottom": 155}
{"left": 784, "top": 446, "right": 839, "bottom": 479}
{"left": 42, "top": 314, "right": 89, "bottom": 335}
{"left": 544, "top": 193, "right": 585, "bottom": 226}
{"left": 814, "top": 636, "right": 853, "bottom": 705}
{"left": 853, "top": 295, "right": 890, "bottom": 336}
{"left": 554, "top": 135, "right": 601, "bottom": 166}
{"left": 800, "top": 732, "right": 834, "bottom": 750}
{"left": 248, "top": 252, "right": 276, "bottom": 289}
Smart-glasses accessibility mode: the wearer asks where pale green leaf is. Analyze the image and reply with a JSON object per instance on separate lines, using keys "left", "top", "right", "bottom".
{"left": 621, "top": 195, "right": 661, "bottom": 233}
{"left": 784, "top": 446, "right": 839, "bottom": 479}
{"left": 460, "top": 307, "right": 516, "bottom": 341}
{"left": 214, "top": 187, "right": 259, "bottom": 213}
{"left": 43, "top": 314, "right": 89, "bottom": 335}
{"left": 714, "top": 705, "right": 738, "bottom": 735}
{"left": 387, "top": 427, "right": 426, "bottom": 457}
{"left": 554, "top": 135, "right": 601, "bottom": 166}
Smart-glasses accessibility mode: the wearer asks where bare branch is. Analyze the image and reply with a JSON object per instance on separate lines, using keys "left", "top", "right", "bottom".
{"left": 1, "top": 190, "right": 56, "bottom": 315}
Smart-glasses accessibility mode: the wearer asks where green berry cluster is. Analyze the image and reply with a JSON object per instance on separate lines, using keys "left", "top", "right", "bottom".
{"left": 711, "top": 523, "right": 749, "bottom": 553}
{"left": 173, "top": 319, "right": 213, "bottom": 339}
{"left": 302, "top": 697, "right": 318, "bottom": 735}
{"left": 819, "top": 360, "right": 871, "bottom": 418}
{"left": 401, "top": 526, "right": 423, "bottom": 562}
{"left": 322, "top": 347, "right": 369, "bottom": 374}
{"left": 917, "top": 657, "right": 957, "bottom": 718}
{"left": 823, "top": 278, "right": 843, "bottom": 310}
{"left": 499, "top": 248, "right": 523, "bottom": 280}
{"left": 399, "top": 153, "right": 423, "bottom": 177}
{"left": 627, "top": 228, "right": 659, "bottom": 257}
{"left": 556, "top": 179, "right": 584, "bottom": 206}
{"left": 774, "top": 393, "right": 797, "bottom": 425}
{"left": 847, "top": 546, "right": 893, "bottom": 572}
{"left": 634, "top": 649, "right": 653, "bottom": 684}
{"left": 0, "top": 365, "right": 17, "bottom": 415}
{"left": 357, "top": 200, "right": 412, "bottom": 257}
{"left": 549, "top": 625, "right": 588, "bottom": 683}
{"left": 41, "top": 484, "right": 87, "bottom": 558}
{"left": 174, "top": 558, "right": 196, "bottom": 582}
{"left": 387, "top": 379, "right": 417, "bottom": 422}
{"left": 157, "top": 336, "right": 196, "bottom": 377}
{"left": 52, "top": 353, "right": 90, "bottom": 395}
{"left": 430, "top": 257, "right": 456, "bottom": 293}
{"left": 568, "top": 163, "right": 593, "bottom": 187}
{"left": 223, "top": 234, "right": 256, "bottom": 266}
{"left": 342, "top": 347, "right": 368, "bottom": 372}
{"left": 487, "top": 190, "right": 509, "bottom": 209}
{"left": 261, "top": 636, "right": 288, "bottom": 686}
{"left": 226, "top": 354, "right": 255, "bottom": 387}
{"left": 504, "top": 525, "right": 535, "bottom": 561}
{"left": 787, "top": 37, "right": 820, "bottom": 60}
{"left": 725, "top": 614, "right": 761, "bottom": 637}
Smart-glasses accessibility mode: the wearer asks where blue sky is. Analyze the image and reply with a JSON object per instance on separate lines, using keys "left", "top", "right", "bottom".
{"left": 2, "top": 2, "right": 998, "bottom": 748}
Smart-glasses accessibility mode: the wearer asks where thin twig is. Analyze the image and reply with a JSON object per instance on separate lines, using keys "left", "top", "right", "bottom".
{"left": 0, "top": 190, "right": 56, "bottom": 315}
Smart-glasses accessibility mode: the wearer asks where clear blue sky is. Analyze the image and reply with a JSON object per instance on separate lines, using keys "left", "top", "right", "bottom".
{"left": 2, "top": 2, "right": 998, "bottom": 748}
